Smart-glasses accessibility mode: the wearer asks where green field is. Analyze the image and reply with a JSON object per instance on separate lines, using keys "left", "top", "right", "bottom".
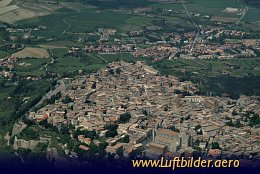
{"left": 126, "top": 16, "right": 153, "bottom": 26}
{"left": 150, "top": 2, "right": 184, "bottom": 10}
{"left": 242, "top": 6, "right": 260, "bottom": 22}
{"left": 185, "top": 0, "right": 240, "bottom": 15}
{"left": 0, "top": 51, "right": 9, "bottom": 59}
{"left": 44, "top": 41, "right": 84, "bottom": 47}
{"left": 15, "top": 11, "right": 130, "bottom": 37}
{"left": 14, "top": 58, "right": 51, "bottom": 77}
{"left": 48, "top": 54, "right": 104, "bottom": 74}
{"left": 46, "top": 52, "right": 150, "bottom": 74}
{"left": 153, "top": 58, "right": 260, "bottom": 98}
{"left": 50, "top": 48, "right": 69, "bottom": 58}
{"left": 83, "top": 0, "right": 152, "bottom": 9}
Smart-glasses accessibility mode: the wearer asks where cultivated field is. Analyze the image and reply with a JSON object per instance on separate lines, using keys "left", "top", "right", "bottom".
{"left": 15, "top": 10, "right": 130, "bottom": 36}
{"left": 0, "top": 50, "right": 9, "bottom": 60}
{"left": 0, "top": 0, "right": 19, "bottom": 18}
{"left": 12, "top": 47, "right": 50, "bottom": 58}
{"left": 0, "top": 5, "right": 19, "bottom": 15}
{"left": 0, "top": 0, "right": 12, "bottom": 7}
{"left": 211, "top": 16, "right": 238, "bottom": 23}
{"left": 0, "top": 0, "right": 63, "bottom": 23}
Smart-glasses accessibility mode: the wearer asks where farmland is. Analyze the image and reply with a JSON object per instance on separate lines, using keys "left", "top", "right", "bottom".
{"left": 0, "top": 50, "right": 9, "bottom": 59}
{"left": 12, "top": 47, "right": 49, "bottom": 58}
{"left": 5, "top": 0, "right": 257, "bottom": 36}
{"left": 0, "top": 0, "right": 56, "bottom": 23}
{"left": 14, "top": 57, "right": 51, "bottom": 77}
{"left": 15, "top": 10, "right": 131, "bottom": 36}
{"left": 153, "top": 58, "right": 260, "bottom": 98}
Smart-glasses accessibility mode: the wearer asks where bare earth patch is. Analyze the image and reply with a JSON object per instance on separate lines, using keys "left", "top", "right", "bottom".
{"left": 12, "top": 47, "right": 49, "bottom": 58}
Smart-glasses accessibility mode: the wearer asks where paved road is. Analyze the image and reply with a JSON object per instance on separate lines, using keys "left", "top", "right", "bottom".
{"left": 181, "top": 2, "right": 200, "bottom": 51}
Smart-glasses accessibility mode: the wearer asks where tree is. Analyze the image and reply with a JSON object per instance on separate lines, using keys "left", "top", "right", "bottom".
{"left": 195, "top": 125, "right": 201, "bottom": 131}
{"left": 62, "top": 95, "right": 74, "bottom": 104}
{"left": 234, "top": 120, "right": 242, "bottom": 128}
{"left": 142, "top": 109, "right": 148, "bottom": 116}
{"left": 34, "top": 142, "right": 48, "bottom": 153}
{"left": 61, "top": 126, "right": 69, "bottom": 135}
{"left": 249, "top": 113, "right": 260, "bottom": 127}
{"left": 115, "top": 68, "right": 122, "bottom": 74}
{"left": 91, "top": 82, "right": 96, "bottom": 89}
{"left": 109, "top": 69, "right": 114, "bottom": 75}
{"left": 119, "top": 113, "right": 131, "bottom": 123}
{"left": 21, "top": 127, "right": 39, "bottom": 140}
{"left": 212, "top": 142, "right": 220, "bottom": 149}
{"left": 119, "top": 135, "right": 129, "bottom": 143}
{"left": 104, "top": 124, "right": 118, "bottom": 138}
{"left": 226, "top": 120, "right": 234, "bottom": 127}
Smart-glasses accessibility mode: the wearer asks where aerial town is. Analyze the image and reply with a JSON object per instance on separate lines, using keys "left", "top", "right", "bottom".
{"left": 0, "top": 0, "right": 260, "bottom": 172}
{"left": 8, "top": 61, "right": 257, "bottom": 166}
{"left": 1, "top": 24, "right": 260, "bottom": 80}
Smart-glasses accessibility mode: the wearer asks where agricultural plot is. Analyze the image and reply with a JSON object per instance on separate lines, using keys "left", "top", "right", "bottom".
{"left": 154, "top": 58, "right": 260, "bottom": 78}
{"left": 84, "top": 0, "right": 152, "bottom": 9}
{"left": 12, "top": 47, "right": 50, "bottom": 58}
{"left": 210, "top": 16, "right": 238, "bottom": 23}
{"left": 50, "top": 48, "right": 69, "bottom": 58}
{"left": 0, "top": 51, "right": 9, "bottom": 60}
{"left": 126, "top": 16, "right": 153, "bottom": 26}
{"left": 185, "top": 0, "right": 241, "bottom": 16}
{"left": 0, "top": 5, "right": 19, "bottom": 15}
{"left": 15, "top": 11, "right": 129, "bottom": 36}
{"left": 121, "top": 16, "right": 154, "bottom": 31}
{"left": 153, "top": 58, "right": 260, "bottom": 98}
{"left": 0, "top": 1, "right": 86, "bottom": 24}
{"left": 150, "top": 2, "right": 184, "bottom": 10}
{"left": 242, "top": 6, "right": 260, "bottom": 22}
{"left": 0, "top": 0, "right": 12, "bottom": 7}
{"left": 97, "top": 53, "right": 135, "bottom": 62}
{"left": 48, "top": 55, "right": 104, "bottom": 74}
{"left": 0, "top": 0, "right": 57, "bottom": 23}
{"left": 43, "top": 40, "right": 84, "bottom": 48}
{"left": 14, "top": 58, "right": 51, "bottom": 77}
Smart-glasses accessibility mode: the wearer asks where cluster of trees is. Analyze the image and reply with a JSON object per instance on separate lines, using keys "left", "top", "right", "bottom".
{"left": 119, "top": 112, "right": 131, "bottom": 123}
{"left": 43, "top": 91, "right": 62, "bottom": 105}
{"left": 226, "top": 120, "right": 242, "bottom": 128}
{"left": 19, "top": 127, "right": 39, "bottom": 140}
{"left": 211, "top": 142, "right": 220, "bottom": 149}
{"left": 104, "top": 124, "right": 118, "bottom": 138}
{"left": 169, "top": 126, "right": 180, "bottom": 133}
{"left": 194, "top": 125, "right": 202, "bottom": 135}
{"left": 247, "top": 112, "right": 260, "bottom": 127}
{"left": 119, "top": 134, "right": 130, "bottom": 143}
{"left": 16, "top": 147, "right": 46, "bottom": 163}
{"left": 73, "top": 128, "right": 98, "bottom": 140}
{"left": 62, "top": 95, "right": 74, "bottom": 104}
{"left": 75, "top": 140, "right": 108, "bottom": 161}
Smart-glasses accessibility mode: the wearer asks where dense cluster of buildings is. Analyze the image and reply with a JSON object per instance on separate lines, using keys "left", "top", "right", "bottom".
{"left": 27, "top": 61, "right": 259, "bottom": 165}
{"left": 69, "top": 27, "right": 260, "bottom": 62}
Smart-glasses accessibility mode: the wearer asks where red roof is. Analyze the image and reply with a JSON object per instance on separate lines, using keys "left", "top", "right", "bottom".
{"left": 36, "top": 113, "right": 49, "bottom": 121}
{"left": 79, "top": 145, "right": 89, "bottom": 151}
{"left": 84, "top": 138, "right": 91, "bottom": 145}
{"left": 208, "top": 149, "right": 221, "bottom": 156}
